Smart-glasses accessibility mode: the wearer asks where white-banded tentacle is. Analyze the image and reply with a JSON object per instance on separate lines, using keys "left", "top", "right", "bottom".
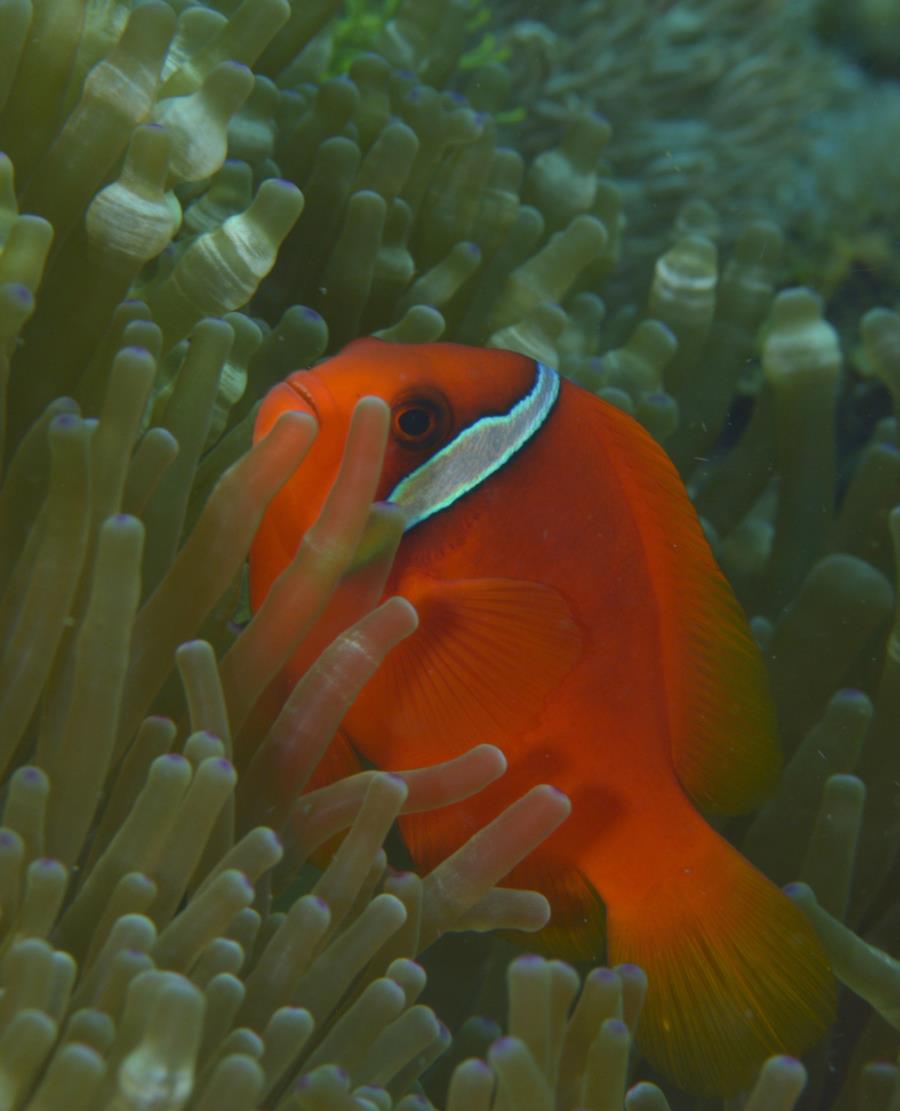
{"left": 388, "top": 362, "right": 559, "bottom": 530}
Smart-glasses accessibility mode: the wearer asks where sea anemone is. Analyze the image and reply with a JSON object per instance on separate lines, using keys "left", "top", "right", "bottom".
{"left": 0, "top": 1, "right": 898, "bottom": 1107}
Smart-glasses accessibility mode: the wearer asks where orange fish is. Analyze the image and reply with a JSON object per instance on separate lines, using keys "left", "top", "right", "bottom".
{"left": 250, "top": 338, "right": 834, "bottom": 1095}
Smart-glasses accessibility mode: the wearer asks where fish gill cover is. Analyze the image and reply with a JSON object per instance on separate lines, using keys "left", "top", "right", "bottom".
{"left": 0, "top": 0, "right": 897, "bottom": 1109}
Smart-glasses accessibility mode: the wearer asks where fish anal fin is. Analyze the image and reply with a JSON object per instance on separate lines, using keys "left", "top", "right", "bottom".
{"left": 344, "top": 576, "right": 585, "bottom": 764}
{"left": 504, "top": 860, "right": 606, "bottom": 963}
{"left": 398, "top": 803, "right": 605, "bottom": 962}
{"left": 607, "top": 834, "right": 836, "bottom": 1097}
{"left": 598, "top": 401, "right": 779, "bottom": 813}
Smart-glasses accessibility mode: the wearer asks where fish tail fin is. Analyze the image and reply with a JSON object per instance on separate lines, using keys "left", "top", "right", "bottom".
{"left": 604, "top": 831, "right": 836, "bottom": 1097}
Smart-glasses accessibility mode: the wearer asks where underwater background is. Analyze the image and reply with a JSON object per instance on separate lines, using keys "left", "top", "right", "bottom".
{"left": 0, "top": 0, "right": 898, "bottom": 1107}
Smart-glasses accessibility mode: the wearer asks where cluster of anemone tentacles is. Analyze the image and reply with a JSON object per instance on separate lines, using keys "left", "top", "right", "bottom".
{"left": 488, "top": 0, "right": 900, "bottom": 310}
{"left": 0, "top": 0, "right": 899, "bottom": 1108}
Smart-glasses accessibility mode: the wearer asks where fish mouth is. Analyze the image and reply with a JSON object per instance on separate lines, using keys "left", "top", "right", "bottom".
{"left": 285, "top": 371, "right": 340, "bottom": 428}
{"left": 286, "top": 374, "right": 320, "bottom": 418}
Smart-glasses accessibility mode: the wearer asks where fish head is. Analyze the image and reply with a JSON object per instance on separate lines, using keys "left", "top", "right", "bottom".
{"left": 251, "top": 338, "right": 539, "bottom": 603}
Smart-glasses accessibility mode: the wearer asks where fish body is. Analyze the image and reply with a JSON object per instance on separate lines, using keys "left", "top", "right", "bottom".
{"left": 250, "top": 339, "right": 834, "bottom": 1096}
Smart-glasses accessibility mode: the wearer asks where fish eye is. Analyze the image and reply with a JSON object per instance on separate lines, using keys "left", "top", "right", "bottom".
{"left": 392, "top": 397, "right": 445, "bottom": 448}
{"left": 398, "top": 406, "right": 432, "bottom": 437}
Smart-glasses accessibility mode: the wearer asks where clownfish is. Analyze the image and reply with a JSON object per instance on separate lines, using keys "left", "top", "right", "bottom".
{"left": 250, "top": 339, "right": 834, "bottom": 1096}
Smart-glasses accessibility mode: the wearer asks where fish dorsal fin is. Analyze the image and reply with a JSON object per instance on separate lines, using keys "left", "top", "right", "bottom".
{"left": 343, "top": 576, "right": 585, "bottom": 764}
{"left": 598, "top": 401, "right": 779, "bottom": 813}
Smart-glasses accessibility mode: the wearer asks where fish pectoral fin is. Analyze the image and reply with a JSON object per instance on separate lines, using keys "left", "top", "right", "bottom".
{"left": 344, "top": 575, "right": 585, "bottom": 762}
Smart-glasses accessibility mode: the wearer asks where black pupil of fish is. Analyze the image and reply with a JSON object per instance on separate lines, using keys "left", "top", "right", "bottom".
{"left": 398, "top": 407, "right": 432, "bottom": 438}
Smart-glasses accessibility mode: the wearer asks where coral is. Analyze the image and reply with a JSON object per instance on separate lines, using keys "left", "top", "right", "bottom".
{"left": 0, "top": 0, "right": 898, "bottom": 1108}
